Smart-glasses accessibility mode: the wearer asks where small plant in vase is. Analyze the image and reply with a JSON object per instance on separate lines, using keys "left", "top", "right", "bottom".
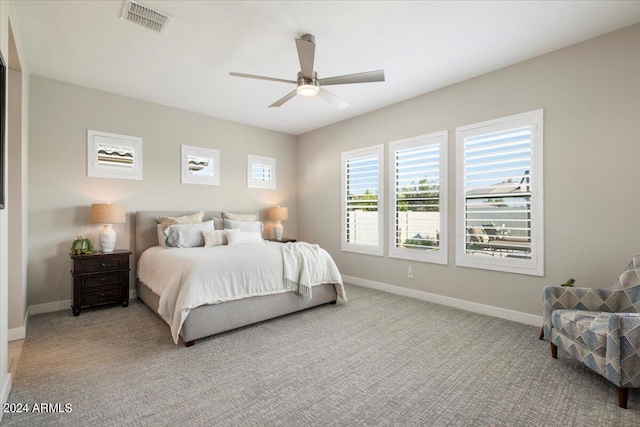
{"left": 561, "top": 278, "right": 576, "bottom": 287}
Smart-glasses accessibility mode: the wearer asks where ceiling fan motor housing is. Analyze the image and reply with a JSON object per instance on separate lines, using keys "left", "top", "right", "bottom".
{"left": 296, "top": 71, "right": 319, "bottom": 97}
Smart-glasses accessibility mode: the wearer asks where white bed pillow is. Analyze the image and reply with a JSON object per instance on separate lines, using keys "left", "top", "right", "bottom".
{"left": 203, "top": 229, "right": 230, "bottom": 247}
{"left": 221, "top": 212, "right": 257, "bottom": 222}
{"left": 223, "top": 219, "right": 264, "bottom": 234}
{"left": 165, "top": 220, "right": 214, "bottom": 248}
{"left": 226, "top": 229, "right": 265, "bottom": 246}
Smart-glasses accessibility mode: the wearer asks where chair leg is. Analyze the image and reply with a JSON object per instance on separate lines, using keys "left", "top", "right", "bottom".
{"left": 539, "top": 327, "right": 544, "bottom": 340}
{"left": 550, "top": 342, "right": 558, "bottom": 359}
{"left": 618, "top": 387, "right": 628, "bottom": 409}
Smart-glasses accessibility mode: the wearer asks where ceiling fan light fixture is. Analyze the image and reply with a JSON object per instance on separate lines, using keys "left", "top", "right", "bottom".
{"left": 297, "top": 84, "right": 319, "bottom": 98}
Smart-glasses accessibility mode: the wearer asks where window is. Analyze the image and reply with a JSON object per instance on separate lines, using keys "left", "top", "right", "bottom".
{"left": 342, "top": 145, "right": 384, "bottom": 256}
{"left": 389, "top": 131, "right": 448, "bottom": 264}
{"left": 247, "top": 155, "right": 276, "bottom": 189}
{"left": 456, "top": 110, "right": 543, "bottom": 276}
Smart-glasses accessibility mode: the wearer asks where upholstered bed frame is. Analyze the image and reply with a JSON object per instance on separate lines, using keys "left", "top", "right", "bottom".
{"left": 135, "top": 211, "right": 338, "bottom": 347}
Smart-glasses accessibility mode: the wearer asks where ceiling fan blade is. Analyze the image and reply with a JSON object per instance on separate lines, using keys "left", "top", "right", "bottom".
{"left": 269, "top": 89, "right": 298, "bottom": 108}
{"left": 229, "top": 72, "right": 296, "bottom": 85}
{"left": 318, "top": 88, "right": 350, "bottom": 110}
{"left": 295, "top": 36, "right": 315, "bottom": 79}
{"left": 318, "top": 70, "right": 385, "bottom": 86}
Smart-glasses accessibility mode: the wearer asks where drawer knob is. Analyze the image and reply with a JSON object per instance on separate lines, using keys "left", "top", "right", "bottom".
{"left": 101, "top": 263, "right": 106, "bottom": 267}
{"left": 101, "top": 293, "right": 105, "bottom": 296}
{"left": 101, "top": 278, "right": 105, "bottom": 282}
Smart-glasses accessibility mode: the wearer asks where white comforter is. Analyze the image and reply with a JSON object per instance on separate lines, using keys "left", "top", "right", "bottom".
{"left": 138, "top": 242, "right": 346, "bottom": 343}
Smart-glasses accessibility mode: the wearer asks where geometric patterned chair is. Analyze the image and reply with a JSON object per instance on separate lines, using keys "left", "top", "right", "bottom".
{"left": 542, "top": 256, "right": 640, "bottom": 408}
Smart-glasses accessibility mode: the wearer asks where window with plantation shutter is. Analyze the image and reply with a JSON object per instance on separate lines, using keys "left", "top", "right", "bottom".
{"left": 456, "top": 110, "right": 544, "bottom": 276}
{"left": 389, "top": 131, "right": 448, "bottom": 264}
{"left": 342, "top": 145, "right": 384, "bottom": 256}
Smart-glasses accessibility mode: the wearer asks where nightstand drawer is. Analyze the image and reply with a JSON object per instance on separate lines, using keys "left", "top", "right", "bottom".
{"left": 80, "top": 256, "right": 123, "bottom": 273}
{"left": 82, "top": 286, "right": 122, "bottom": 305}
{"left": 83, "top": 273, "right": 123, "bottom": 288}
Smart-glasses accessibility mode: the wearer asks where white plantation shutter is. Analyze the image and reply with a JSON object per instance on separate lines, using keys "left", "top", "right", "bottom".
{"left": 342, "top": 145, "right": 384, "bottom": 256}
{"left": 389, "top": 131, "right": 448, "bottom": 264}
{"left": 456, "top": 110, "right": 544, "bottom": 276}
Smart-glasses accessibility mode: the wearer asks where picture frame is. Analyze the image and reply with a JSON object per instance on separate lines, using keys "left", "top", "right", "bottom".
{"left": 181, "top": 144, "right": 220, "bottom": 186}
{"left": 87, "top": 130, "right": 143, "bottom": 180}
{"left": 0, "top": 50, "right": 6, "bottom": 209}
{"left": 247, "top": 155, "right": 276, "bottom": 189}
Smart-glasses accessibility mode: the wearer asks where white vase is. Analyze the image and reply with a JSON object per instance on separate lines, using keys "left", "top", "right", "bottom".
{"left": 273, "top": 220, "right": 283, "bottom": 241}
{"left": 100, "top": 224, "right": 117, "bottom": 252}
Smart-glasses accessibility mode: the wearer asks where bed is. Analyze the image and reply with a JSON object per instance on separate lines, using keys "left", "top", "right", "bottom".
{"left": 135, "top": 211, "right": 345, "bottom": 346}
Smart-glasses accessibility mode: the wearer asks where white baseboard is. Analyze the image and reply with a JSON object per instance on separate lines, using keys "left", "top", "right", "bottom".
{"left": 342, "top": 275, "right": 542, "bottom": 327}
{"left": 8, "top": 307, "right": 30, "bottom": 341}
{"left": 1, "top": 373, "right": 12, "bottom": 420}
{"left": 7, "top": 326, "right": 25, "bottom": 342}
{"left": 29, "top": 290, "right": 138, "bottom": 316}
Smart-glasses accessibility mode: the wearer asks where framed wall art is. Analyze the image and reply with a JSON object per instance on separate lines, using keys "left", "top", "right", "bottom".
{"left": 87, "top": 130, "right": 143, "bottom": 180}
{"left": 181, "top": 145, "right": 220, "bottom": 186}
{"left": 247, "top": 155, "right": 276, "bottom": 189}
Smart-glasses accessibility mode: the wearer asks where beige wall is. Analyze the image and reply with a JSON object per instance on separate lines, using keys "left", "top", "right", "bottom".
{"left": 297, "top": 24, "right": 640, "bottom": 317}
{"left": 28, "top": 76, "right": 297, "bottom": 306}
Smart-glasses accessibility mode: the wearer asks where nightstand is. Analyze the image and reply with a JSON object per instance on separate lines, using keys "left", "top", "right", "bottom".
{"left": 71, "top": 250, "right": 131, "bottom": 316}
{"left": 267, "top": 238, "right": 297, "bottom": 243}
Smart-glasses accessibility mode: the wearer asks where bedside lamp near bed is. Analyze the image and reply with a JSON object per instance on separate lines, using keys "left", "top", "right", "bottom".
{"left": 90, "top": 203, "right": 126, "bottom": 252}
{"left": 268, "top": 206, "right": 289, "bottom": 241}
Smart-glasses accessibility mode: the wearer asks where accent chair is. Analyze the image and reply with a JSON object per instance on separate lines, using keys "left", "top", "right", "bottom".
{"left": 542, "top": 256, "right": 640, "bottom": 408}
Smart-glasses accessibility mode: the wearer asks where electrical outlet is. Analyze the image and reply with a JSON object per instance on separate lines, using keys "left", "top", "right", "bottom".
{"left": 408, "top": 267, "right": 413, "bottom": 279}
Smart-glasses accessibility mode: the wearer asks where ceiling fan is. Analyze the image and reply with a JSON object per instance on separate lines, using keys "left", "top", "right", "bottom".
{"left": 229, "top": 34, "right": 385, "bottom": 110}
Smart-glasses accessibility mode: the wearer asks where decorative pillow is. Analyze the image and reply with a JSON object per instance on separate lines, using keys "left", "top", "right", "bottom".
{"left": 223, "top": 219, "right": 263, "bottom": 234}
{"left": 158, "top": 211, "right": 204, "bottom": 231}
{"left": 221, "top": 211, "right": 257, "bottom": 222}
{"left": 468, "top": 227, "right": 489, "bottom": 243}
{"left": 165, "top": 220, "right": 214, "bottom": 248}
{"left": 203, "top": 230, "right": 230, "bottom": 247}
{"left": 226, "top": 229, "right": 265, "bottom": 246}
{"left": 157, "top": 224, "right": 169, "bottom": 247}
{"left": 213, "top": 216, "right": 224, "bottom": 230}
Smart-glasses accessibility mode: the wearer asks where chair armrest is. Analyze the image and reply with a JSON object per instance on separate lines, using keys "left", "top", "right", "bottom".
{"left": 606, "top": 313, "right": 640, "bottom": 387}
{"left": 542, "top": 286, "right": 616, "bottom": 340}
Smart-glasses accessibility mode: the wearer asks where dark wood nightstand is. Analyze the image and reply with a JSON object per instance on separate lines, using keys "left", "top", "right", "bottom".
{"left": 71, "top": 250, "right": 131, "bottom": 316}
{"left": 267, "top": 238, "right": 297, "bottom": 243}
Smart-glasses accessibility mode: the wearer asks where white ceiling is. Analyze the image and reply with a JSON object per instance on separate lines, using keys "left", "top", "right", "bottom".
{"left": 13, "top": 1, "right": 640, "bottom": 135}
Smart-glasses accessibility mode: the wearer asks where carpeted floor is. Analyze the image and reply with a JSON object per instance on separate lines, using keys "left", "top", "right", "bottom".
{"left": 3, "top": 284, "right": 638, "bottom": 426}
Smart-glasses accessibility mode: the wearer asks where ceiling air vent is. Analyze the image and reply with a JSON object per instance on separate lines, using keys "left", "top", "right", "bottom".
{"left": 121, "top": 0, "right": 171, "bottom": 33}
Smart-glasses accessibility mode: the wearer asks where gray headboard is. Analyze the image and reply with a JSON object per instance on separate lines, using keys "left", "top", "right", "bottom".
{"left": 135, "top": 210, "right": 222, "bottom": 271}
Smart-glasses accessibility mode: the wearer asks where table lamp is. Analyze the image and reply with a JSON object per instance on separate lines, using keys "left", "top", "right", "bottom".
{"left": 268, "top": 206, "right": 289, "bottom": 241}
{"left": 90, "top": 203, "right": 126, "bottom": 252}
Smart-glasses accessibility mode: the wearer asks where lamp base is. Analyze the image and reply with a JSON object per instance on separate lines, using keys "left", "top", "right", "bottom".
{"left": 274, "top": 221, "right": 283, "bottom": 241}
{"left": 100, "top": 224, "right": 117, "bottom": 252}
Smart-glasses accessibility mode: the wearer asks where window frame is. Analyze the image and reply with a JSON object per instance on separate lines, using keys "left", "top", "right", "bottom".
{"left": 341, "top": 144, "right": 385, "bottom": 256}
{"left": 455, "top": 109, "right": 544, "bottom": 276}
{"left": 388, "top": 131, "right": 448, "bottom": 264}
